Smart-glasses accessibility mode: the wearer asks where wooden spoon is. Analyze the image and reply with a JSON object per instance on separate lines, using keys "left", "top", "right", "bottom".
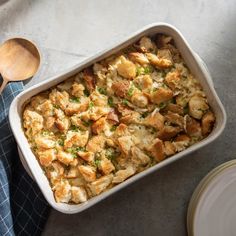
{"left": 0, "top": 38, "right": 40, "bottom": 94}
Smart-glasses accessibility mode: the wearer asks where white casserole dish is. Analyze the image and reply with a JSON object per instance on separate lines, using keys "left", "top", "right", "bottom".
{"left": 9, "top": 23, "right": 226, "bottom": 214}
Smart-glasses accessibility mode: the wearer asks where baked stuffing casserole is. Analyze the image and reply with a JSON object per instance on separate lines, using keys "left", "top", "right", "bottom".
{"left": 23, "top": 34, "right": 215, "bottom": 204}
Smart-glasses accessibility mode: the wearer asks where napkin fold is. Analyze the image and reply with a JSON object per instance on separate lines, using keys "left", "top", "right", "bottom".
{"left": 0, "top": 81, "right": 49, "bottom": 236}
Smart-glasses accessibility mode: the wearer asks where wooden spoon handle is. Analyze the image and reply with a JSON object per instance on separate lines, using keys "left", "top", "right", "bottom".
{"left": 0, "top": 78, "right": 8, "bottom": 95}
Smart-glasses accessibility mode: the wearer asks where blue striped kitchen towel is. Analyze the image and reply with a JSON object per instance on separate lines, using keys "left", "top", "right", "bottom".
{"left": 0, "top": 80, "right": 49, "bottom": 236}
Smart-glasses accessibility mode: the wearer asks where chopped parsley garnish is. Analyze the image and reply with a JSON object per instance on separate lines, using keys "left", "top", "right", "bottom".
{"left": 127, "top": 84, "right": 135, "bottom": 97}
{"left": 143, "top": 66, "right": 153, "bottom": 74}
{"left": 58, "top": 139, "right": 64, "bottom": 146}
{"left": 82, "top": 120, "right": 92, "bottom": 127}
{"left": 159, "top": 102, "right": 167, "bottom": 109}
{"left": 70, "top": 97, "right": 80, "bottom": 103}
{"left": 42, "top": 130, "right": 50, "bottom": 136}
{"left": 97, "top": 87, "right": 107, "bottom": 95}
{"left": 70, "top": 125, "right": 79, "bottom": 132}
{"left": 106, "top": 148, "right": 116, "bottom": 161}
{"left": 110, "top": 125, "right": 118, "bottom": 132}
{"left": 141, "top": 112, "right": 149, "bottom": 118}
{"left": 184, "top": 106, "right": 189, "bottom": 114}
{"left": 66, "top": 146, "right": 85, "bottom": 157}
{"left": 94, "top": 159, "right": 101, "bottom": 167}
{"left": 84, "top": 89, "right": 90, "bottom": 97}
{"left": 136, "top": 66, "right": 153, "bottom": 76}
{"left": 122, "top": 99, "right": 129, "bottom": 106}
{"left": 53, "top": 104, "right": 60, "bottom": 109}
{"left": 108, "top": 97, "right": 114, "bottom": 107}
{"left": 89, "top": 101, "right": 94, "bottom": 109}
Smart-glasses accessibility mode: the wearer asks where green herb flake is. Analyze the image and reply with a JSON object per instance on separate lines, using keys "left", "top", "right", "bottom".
{"left": 94, "top": 159, "right": 101, "bottom": 167}
{"left": 70, "top": 125, "right": 79, "bottom": 132}
{"left": 159, "top": 102, "right": 167, "bottom": 110}
{"left": 97, "top": 87, "right": 107, "bottom": 95}
{"left": 42, "top": 130, "right": 50, "bottom": 136}
{"left": 184, "top": 106, "right": 189, "bottom": 114}
{"left": 144, "top": 66, "right": 153, "bottom": 74}
{"left": 89, "top": 101, "right": 94, "bottom": 109}
{"left": 127, "top": 84, "right": 135, "bottom": 97}
{"left": 70, "top": 97, "right": 80, "bottom": 103}
{"left": 108, "top": 97, "right": 114, "bottom": 107}
{"left": 110, "top": 125, "right": 118, "bottom": 132}
{"left": 53, "top": 104, "right": 60, "bottom": 109}
{"left": 141, "top": 112, "right": 149, "bottom": 118}
{"left": 58, "top": 139, "right": 64, "bottom": 146}
{"left": 82, "top": 120, "right": 92, "bottom": 127}
{"left": 84, "top": 89, "right": 90, "bottom": 97}
{"left": 122, "top": 99, "right": 129, "bottom": 106}
{"left": 136, "top": 67, "right": 144, "bottom": 76}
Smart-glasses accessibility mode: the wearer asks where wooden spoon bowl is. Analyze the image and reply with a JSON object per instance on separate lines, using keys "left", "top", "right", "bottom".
{"left": 0, "top": 38, "right": 40, "bottom": 94}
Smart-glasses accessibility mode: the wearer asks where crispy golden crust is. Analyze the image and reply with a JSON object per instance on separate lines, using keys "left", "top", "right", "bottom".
{"left": 22, "top": 34, "right": 215, "bottom": 204}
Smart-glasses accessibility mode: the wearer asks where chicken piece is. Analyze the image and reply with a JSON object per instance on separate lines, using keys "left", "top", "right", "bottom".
{"left": 45, "top": 117, "right": 56, "bottom": 130}
{"left": 117, "top": 56, "right": 136, "bottom": 79}
{"left": 165, "top": 103, "right": 184, "bottom": 115}
{"left": 164, "top": 70, "right": 181, "bottom": 90}
{"left": 38, "top": 149, "right": 56, "bottom": 167}
{"left": 156, "top": 34, "right": 172, "bottom": 48}
{"left": 71, "top": 82, "right": 85, "bottom": 97}
{"left": 86, "top": 135, "right": 106, "bottom": 153}
{"left": 91, "top": 117, "right": 107, "bottom": 134}
{"left": 146, "top": 138, "right": 165, "bottom": 162}
{"left": 54, "top": 180, "right": 71, "bottom": 203}
{"left": 185, "top": 115, "right": 202, "bottom": 138}
{"left": 131, "top": 146, "right": 150, "bottom": 166}
{"left": 71, "top": 186, "right": 88, "bottom": 203}
{"left": 146, "top": 53, "right": 172, "bottom": 68}
{"left": 66, "top": 166, "right": 79, "bottom": 178}
{"left": 189, "top": 95, "right": 209, "bottom": 119}
{"left": 70, "top": 115, "right": 88, "bottom": 131}
{"left": 83, "top": 68, "right": 96, "bottom": 92}
{"left": 70, "top": 158, "right": 79, "bottom": 167}
{"left": 111, "top": 80, "right": 130, "bottom": 98}
{"left": 46, "top": 161, "right": 64, "bottom": 182}
{"left": 164, "top": 141, "right": 176, "bottom": 156}
{"left": 37, "top": 100, "right": 54, "bottom": 117}
{"left": 88, "top": 174, "right": 113, "bottom": 195}
{"left": 131, "top": 92, "right": 148, "bottom": 108}
{"left": 120, "top": 111, "right": 141, "bottom": 125}
{"left": 89, "top": 107, "right": 110, "bottom": 121}
{"left": 35, "top": 135, "right": 55, "bottom": 149}
{"left": 55, "top": 117, "right": 70, "bottom": 132}
{"left": 64, "top": 130, "right": 89, "bottom": 148}
{"left": 77, "top": 151, "right": 95, "bottom": 162}
{"left": 140, "top": 75, "right": 153, "bottom": 90}
{"left": 158, "top": 49, "right": 173, "bottom": 62}
{"left": 143, "top": 112, "right": 165, "bottom": 130}
{"left": 114, "top": 123, "right": 130, "bottom": 137}
{"left": 173, "top": 134, "right": 191, "bottom": 152}
{"left": 139, "top": 37, "right": 156, "bottom": 52}
{"left": 165, "top": 111, "right": 184, "bottom": 128}
{"left": 112, "top": 166, "right": 136, "bottom": 183}
{"left": 107, "top": 110, "right": 119, "bottom": 124}
{"left": 78, "top": 165, "right": 96, "bottom": 182}
{"left": 49, "top": 89, "right": 69, "bottom": 110}
{"left": 30, "top": 95, "right": 47, "bottom": 110}
{"left": 157, "top": 126, "right": 182, "bottom": 141}
{"left": 90, "top": 91, "right": 108, "bottom": 106}
{"left": 201, "top": 111, "right": 215, "bottom": 136}
{"left": 117, "top": 136, "right": 134, "bottom": 155}
{"left": 99, "top": 157, "right": 115, "bottom": 175}
{"left": 176, "top": 94, "right": 189, "bottom": 107}
{"left": 57, "top": 151, "right": 74, "bottom": 165}
{"left": 65, "top": 103, "right": 82, "bottom": 116}
{"left": 150, "top": 87, "right": 173, "bottom": 105}
{"left": 23, "top": 110, "right": 44, "bottom": 136}
{"left": 129, "top": 52, "right": 149, "bottom": 65}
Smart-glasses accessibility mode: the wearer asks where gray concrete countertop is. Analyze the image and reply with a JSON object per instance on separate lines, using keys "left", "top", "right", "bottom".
{"left": 1, "top": 0, "right": 235, "bottom": 235}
